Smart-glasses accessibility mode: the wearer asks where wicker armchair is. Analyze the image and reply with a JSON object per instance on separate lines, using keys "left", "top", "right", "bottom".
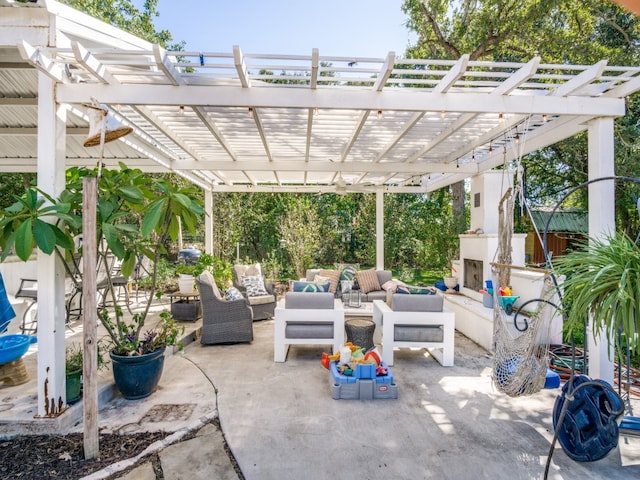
{"left": 232, "top": 263, "right": 277, "bottom": 321}
{"left": 196, "top": 271, "right": 253, "bottom": 345}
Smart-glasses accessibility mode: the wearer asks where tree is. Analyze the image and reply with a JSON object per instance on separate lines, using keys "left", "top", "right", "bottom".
{"left": 402, "top": 0, "right": 640, "bottom": 230}
{"left": 279, "top": 197, "right": 321, "bottom": 278}
{"left": 59, "top": 0, "right": 183, "bottom": 49}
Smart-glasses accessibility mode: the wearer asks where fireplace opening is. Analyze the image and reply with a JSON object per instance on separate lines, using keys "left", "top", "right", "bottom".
{"left": 464, "top": 259, "right": 483, "bottom": 292}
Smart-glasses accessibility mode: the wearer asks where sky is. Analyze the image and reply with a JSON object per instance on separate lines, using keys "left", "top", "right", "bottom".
{"left": 145, "top": 0, "right": 417, "bottom": 58}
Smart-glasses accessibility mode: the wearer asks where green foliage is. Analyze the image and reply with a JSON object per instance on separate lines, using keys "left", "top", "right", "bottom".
{"left": 279, "top": 197, "right": 321, "bottom": 278}
{"left": 0, "top": 165, "right": 203, "bottom": 356}
{"left": 65, "top": 341, "right": 107, "bottom": 373}
{"left": 554, "top": 232, "right": 640, "bottom": 353}
{"left": 58, "top": 0, "right": 181, "bottom": 49}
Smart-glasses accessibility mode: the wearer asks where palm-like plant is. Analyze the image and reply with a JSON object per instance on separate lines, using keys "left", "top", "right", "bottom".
{"left": 0, "top": 164, "right": 204, "bottom": 355}
{"left": 553, "top": 232, "right": 640, "bottom": 353}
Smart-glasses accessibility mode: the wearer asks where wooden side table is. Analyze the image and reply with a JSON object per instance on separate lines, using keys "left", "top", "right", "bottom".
{"left": 168, "top": 291, "right": 201, "bottom": 322}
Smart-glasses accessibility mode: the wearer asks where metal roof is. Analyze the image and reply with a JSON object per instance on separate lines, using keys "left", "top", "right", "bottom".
{"left": 529, "top": 209, "right": 588, "bottom": 234}
{"left": 2, "top": 0, "right": 640, "bottom": 193}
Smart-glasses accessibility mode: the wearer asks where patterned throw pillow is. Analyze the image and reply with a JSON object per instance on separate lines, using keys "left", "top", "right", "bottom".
{"left": 355, "top": 269, "right": 381, "bottom": 294}
{"left": 241, "top": 275, "right": 268, "bottom": 297}
{"left": 319, "top": 269, "right": 340, "bottom": 294}
{"left": 224, "top": 286, "right": 244, "bottom": 301}
{"left": 396, "top": 284, "right": 435, "bottom": 295}
{"left": 292, "top": 281, "right": 330, "bottom": 292}
{"left": 336, "top": 264, "right": 359, "bottom": 282}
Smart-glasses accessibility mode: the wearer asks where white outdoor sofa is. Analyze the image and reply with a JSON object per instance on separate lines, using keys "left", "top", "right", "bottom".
{"left": 373, "top": 294, "right": 455, "bottom": 366}
{"left": 274, "top": 292, "right": 344, "bottom": 362}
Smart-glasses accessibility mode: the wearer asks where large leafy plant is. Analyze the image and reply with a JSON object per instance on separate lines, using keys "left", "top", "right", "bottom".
{"left": 0, "top": 164, "right": 204, "bottom": 355}
{"left": 554, "top": 232, "right": 640, "bottom": 353}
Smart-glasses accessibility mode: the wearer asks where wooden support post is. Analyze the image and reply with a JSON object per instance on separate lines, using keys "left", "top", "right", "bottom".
{"left": 82, "top": 177, "right": 99, "bottom": 459}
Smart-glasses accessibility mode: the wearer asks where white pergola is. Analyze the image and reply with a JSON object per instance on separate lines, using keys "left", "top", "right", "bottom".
{"left": 2, "top": 0, "right": 640, "bottom": 416}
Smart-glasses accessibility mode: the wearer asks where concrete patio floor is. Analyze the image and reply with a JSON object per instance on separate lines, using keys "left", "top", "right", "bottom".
{"left": 1, "top": 297, "right": 640, "bottom": 479}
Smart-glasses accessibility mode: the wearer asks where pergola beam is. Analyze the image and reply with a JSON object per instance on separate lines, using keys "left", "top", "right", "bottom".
{"left": 56, "top": 84, "right": 625, "bottom": 117}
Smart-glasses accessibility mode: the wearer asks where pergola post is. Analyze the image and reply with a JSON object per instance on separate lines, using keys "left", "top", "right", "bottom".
{"left": 36, "top": 74, "right": 67, "bottom": 416}
{"left": 376, "top": 189, "right": 384, "bottom": 270}
{"left": 204, "top": 189, "right": 213, "bottom": 255}
{"left": 586, "top": 117, "right": 615, "bottom": 385}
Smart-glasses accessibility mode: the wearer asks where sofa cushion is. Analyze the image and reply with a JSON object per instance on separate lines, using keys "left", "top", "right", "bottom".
{"left": 285, "top": 292, "right": 335, "bottom": 309}
{"left": 285, "top": 322, "right": 334, "bottom": 339}
{"left": 241, "top": 275, "right": 268, "bottom": 296}
{"left": 391, "top": 294, "right": 444, "bottom": 312}
{"left": 362, "top": 290, "right": 388, "bottom": 302}
{"left": 395, "top": 325, "right": 444, "bottom": 342}
{"left": 376, "top": 270, "right": 393, "bottom": 285}
{"left": 319, "top": 269, "right": 340, "bottom": 294}
{"left": 356, "top": 269, "right": 381, "bottom": 294}
{"left": 291, "top": 281, "right": 330, "bottom": 293}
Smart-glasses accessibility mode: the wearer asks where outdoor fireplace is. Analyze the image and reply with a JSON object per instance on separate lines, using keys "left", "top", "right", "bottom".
{"left": 463, "top": 259, "right": 483, "bottom": 292}
{"left": 455, "top": 171, "right": 526, "bottom": 301}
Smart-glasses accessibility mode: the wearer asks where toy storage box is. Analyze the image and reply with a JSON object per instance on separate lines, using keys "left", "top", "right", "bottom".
{"left": 329, "top": 361, "right": 398, "bottom": 400}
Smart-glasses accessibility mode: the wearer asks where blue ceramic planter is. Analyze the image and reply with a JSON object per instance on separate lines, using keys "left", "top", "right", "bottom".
{"left": 110, "top": 347, "right": 165, "bottom": 400}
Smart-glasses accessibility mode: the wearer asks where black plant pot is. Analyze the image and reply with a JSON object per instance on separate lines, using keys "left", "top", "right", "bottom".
{"left": 110, "top": 347, "right": 166, "bottom": 400}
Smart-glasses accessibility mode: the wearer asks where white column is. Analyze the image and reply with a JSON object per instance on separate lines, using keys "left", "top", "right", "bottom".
{"left": 204, "top": 189, "right": 213, "bottom": 254}
{"left": 36, "top": 74, "right": 67, "bottom": 416}
{"left": 376, "top": 189, "right": 384, "bottom": 270}
{"left": 586, "top": 117, "right": 615, "bottom": 385}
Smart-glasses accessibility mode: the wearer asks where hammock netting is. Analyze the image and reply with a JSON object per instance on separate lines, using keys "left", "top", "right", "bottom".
{"left": 491, "top": 181, "right": 559, "bottom": 397}
{"left": 491, "top": 274, "right": 557, "bottom": 396}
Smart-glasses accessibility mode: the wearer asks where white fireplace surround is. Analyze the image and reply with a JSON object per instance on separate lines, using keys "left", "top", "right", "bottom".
{"left": 458, "top": 233, "right": 526, "bottom": 302}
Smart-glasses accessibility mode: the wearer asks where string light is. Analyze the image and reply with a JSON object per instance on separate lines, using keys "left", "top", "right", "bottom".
{"left": 471, "top": 150, "right": 476, "bottom": 162}
{"left": 179, "top": 105, "right": 184, "bottom": 116}
{"left": 377, "top": 110, "right": 383, "bottom": 120}
{"left": 498, "top": 112, "right": 504, "bottom": 122}
{"left": 456, "top": 159, "right": 460, "bottom": 169}
{"left": 542, "top": 114, "right": 548, "bottom": 122}
{"left": 248, "top": 107, "right": 254, "bottom": 118}
{"left": 313, "top": 107, "right": 319, "bottom": 116}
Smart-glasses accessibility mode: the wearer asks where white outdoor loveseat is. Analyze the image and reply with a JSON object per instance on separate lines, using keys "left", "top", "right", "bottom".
{"left": 373, "top": 294, "right": 455, "bottom": 366}
{"left": 274, "top": 292, "right": 344, "bottom": 362}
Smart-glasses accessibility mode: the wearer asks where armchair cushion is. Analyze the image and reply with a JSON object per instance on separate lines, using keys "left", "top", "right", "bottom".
{"left": 233, "top": 263, "right": 261, "bottom": 280}
{"left": 284, "top": 292, "right": 335, "bottom": 309}
{"left": 247, "top": 294, "right": 276, "bottom": 306}
{"left": 356, "top": 269, "right": 381, "bottom": 294}
{"left": 391, "top": 294, "right": 443, "bottom": 312}
{"left": 395, "top": 325, "right": 444, "bottom": 342}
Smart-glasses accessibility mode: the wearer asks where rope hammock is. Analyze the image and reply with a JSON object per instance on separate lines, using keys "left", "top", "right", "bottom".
{"left": 490, "top": 129, "right": 560, "bottom": 397}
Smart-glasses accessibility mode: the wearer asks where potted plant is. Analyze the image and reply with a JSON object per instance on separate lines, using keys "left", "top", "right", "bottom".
{"left": 65, "top": 341, "right": 106, "bottom": 404}
{"left": 0, "top": 165, "right": 204, "bottom": 399}
{"left": 65, "top": 343, "right": 84, "bottom": 404}
{"left": 553, "top": 231, "right": 640, "bottom": 354}
{"left": 175, "top": 263, "right": 197, "bottom": 293}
